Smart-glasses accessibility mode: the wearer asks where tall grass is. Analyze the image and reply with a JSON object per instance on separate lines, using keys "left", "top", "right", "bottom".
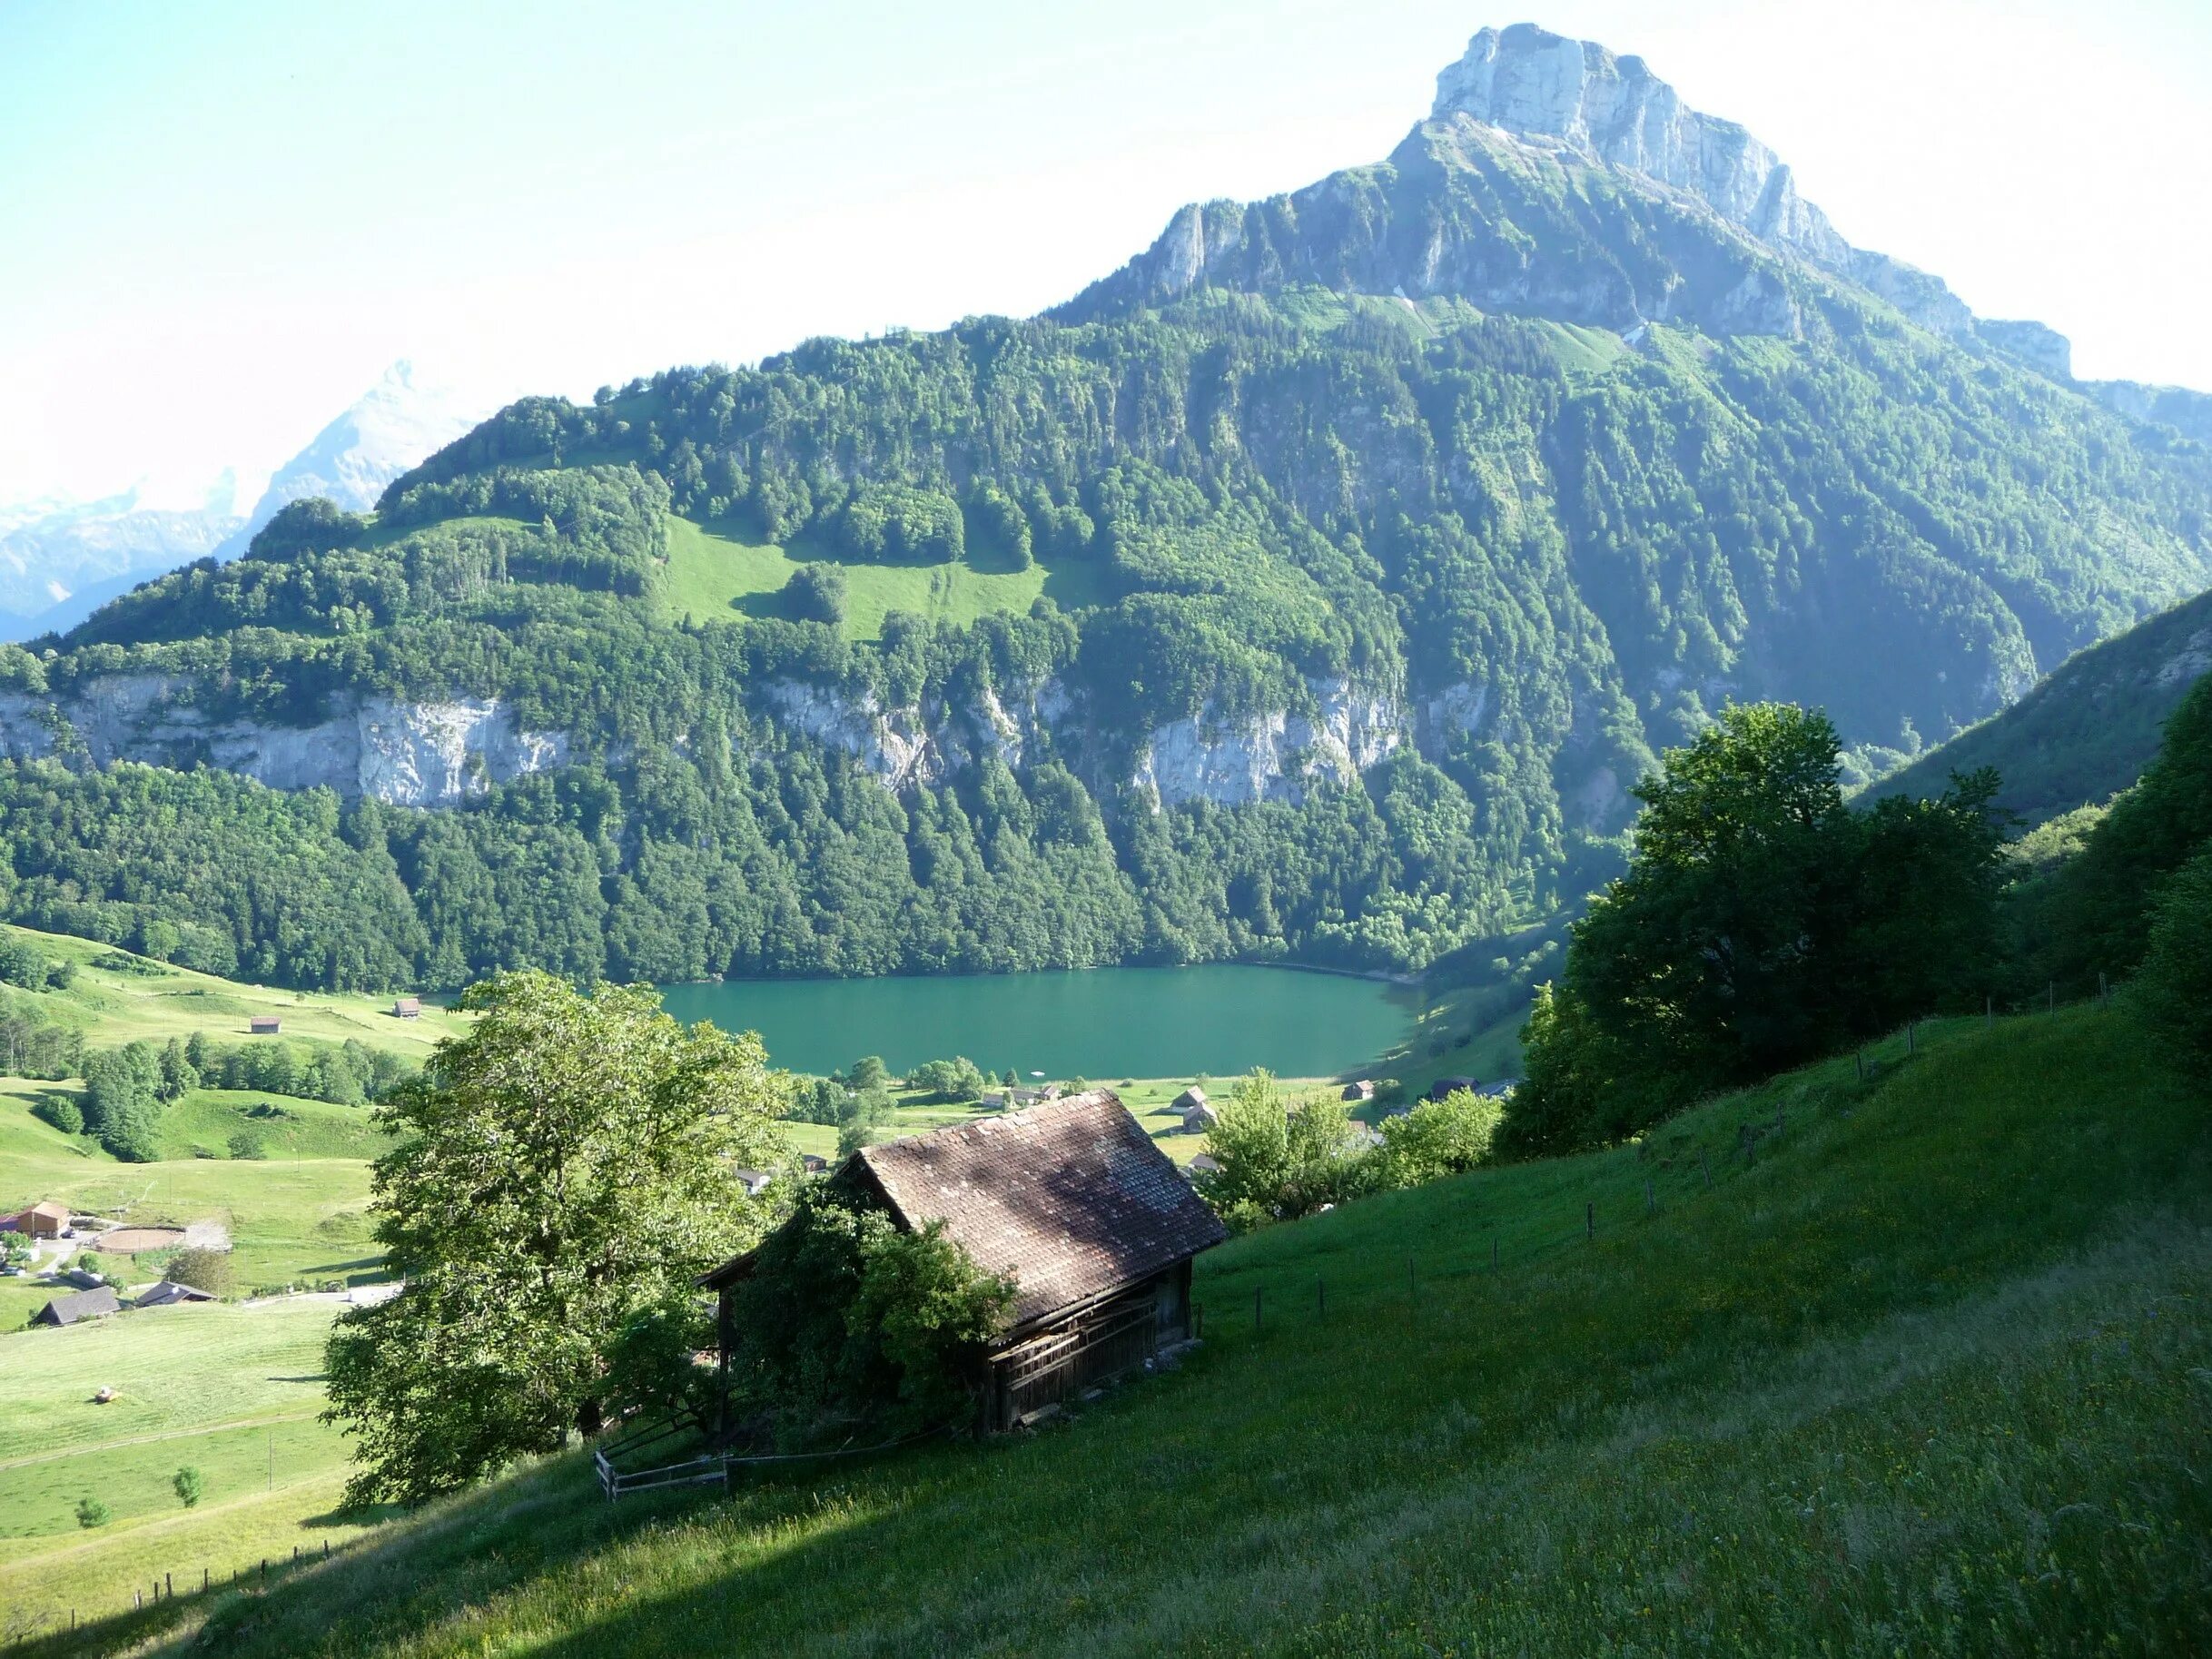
{"left": 32, "top": 1007, "right": 2209, "bottom": 1656}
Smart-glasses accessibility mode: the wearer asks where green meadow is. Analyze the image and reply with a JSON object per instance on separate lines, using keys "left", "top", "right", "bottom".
{"left": 657, "top": 515, "right": 1105, "bottom": 640}
{"left": 29, "top": 1002, "right": 2203, "bottom": 1656}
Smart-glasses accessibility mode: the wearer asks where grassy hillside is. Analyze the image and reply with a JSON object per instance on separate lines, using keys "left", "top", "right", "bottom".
{"left": 0, "top": 1299, "right": 377, "bottom": 1636}
{"left": 1877, "top": 583, "right": 2212, "bottom": 826}
{"left": 0, "top": 923, "right": 469, "bottom": 1055}
{"left": 36, "top": 1003, "right": 2205, "bottom": 1656}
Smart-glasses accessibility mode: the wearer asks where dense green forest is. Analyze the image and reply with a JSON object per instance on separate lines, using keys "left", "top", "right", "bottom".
{"left": 3, "top": 142, "right": 2209, "bottom": 991}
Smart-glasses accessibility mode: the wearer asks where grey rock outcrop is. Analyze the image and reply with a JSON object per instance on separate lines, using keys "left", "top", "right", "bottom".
{"left": 0, "top": 675, "right": 566, "bottom": 806}
{"left": 1129, "top": 679, "right": 1402, "bottom": 810}
{"left": 1979, "top": 320, "right": 2073, "bottom": 381}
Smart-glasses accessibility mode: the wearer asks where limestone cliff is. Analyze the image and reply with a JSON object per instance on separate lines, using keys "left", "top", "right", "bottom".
{"left": 0, "top": 676, "right": 566, "bottom": 806}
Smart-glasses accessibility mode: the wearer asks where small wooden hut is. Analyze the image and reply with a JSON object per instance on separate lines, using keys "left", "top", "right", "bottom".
{"left": 249, "top": 1015, "right": 282, "bottom": 1036}
{"left": 392, "top": 997, "right": 423, "bottom": 1019}
{"left": 703, "top": 1090, "right": 1226, "bottom": 1433}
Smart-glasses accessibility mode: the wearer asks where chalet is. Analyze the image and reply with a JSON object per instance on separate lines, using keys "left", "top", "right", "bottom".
{"left": 392, "top": 997, "right": 423, "bottom": 1020}
{"left": 58, "top": 1268, "right": 107, "bottom": 1290}
{"left": 249, "top": 1015, "right": 281, "bottom": 1036}
{"left": 133, "top": 1279, "right": 215, "bottom": 1309}
{"left": 979, "top": 1090, "right": 1008, "bottom": 1111}
{"left": 730, "top": 1169, "right": 775, "bottom": 1198}
{"left": 1170, "top": 1085, "right": 1207, "bottom": 1114}
{"left": 5, "top": 1200, "right": 71, "bottom": 1239}
{"left": 1341, "top": 1080, "right": 1376, "bottom": 1103}
{"left": 1428, "top": 1075, "right": 1479, "bottom": 1102}
{"left": 1177, "top": 1101, "right": 1219, "bottom": 1133}
{"left": 703, "top": 1091, "right": 1226, "bottom": 1432}
{"left": 34, "top": 1286, "right": 119, "bottom": 1327}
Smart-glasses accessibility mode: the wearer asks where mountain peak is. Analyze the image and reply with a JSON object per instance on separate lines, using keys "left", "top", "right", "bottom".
{"left": 1432, "top": 24, "right": 1846, "bottom": 268}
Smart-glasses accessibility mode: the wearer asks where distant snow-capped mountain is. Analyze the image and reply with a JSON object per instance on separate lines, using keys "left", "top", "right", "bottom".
{"left": 2, "top": 363, "right": 484, "bottom": 641}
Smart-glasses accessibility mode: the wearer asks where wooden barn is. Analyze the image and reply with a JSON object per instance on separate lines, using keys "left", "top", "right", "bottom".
{"left": 703, "top": 1090, "right": 1226, "bottom": 1433}
{"left": 34, "top": 1286, "right": 119, "bottom": 1327}
{"left": 5, "top": 1200, "right": 71, "bottom": 1239}
{"left": 249, "top": 1015, "right": 281, "bottom": 1036}
{"left": 392, "top": 997, "right": 423, "bottom": 1019}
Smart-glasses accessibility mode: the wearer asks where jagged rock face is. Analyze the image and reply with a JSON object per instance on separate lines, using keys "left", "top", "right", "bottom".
{"left": 758, "top": 679, "right": 1067, "bottom": 791}
{"left": 1130, "top": 680, "right": 1402, "bottom": 810}
{"left": 1430, "top": 24, "right": 1971, "bottom": 340}
{"left": 1069, "top": 22, "right": 1985, "bottom": 346}
{"left": 0, "top": 675, "right": 566, "bottom": 805}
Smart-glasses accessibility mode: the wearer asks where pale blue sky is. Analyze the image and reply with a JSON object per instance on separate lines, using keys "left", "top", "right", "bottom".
{"left": 5, "top": 0, "right": 2207, "bottom": 509}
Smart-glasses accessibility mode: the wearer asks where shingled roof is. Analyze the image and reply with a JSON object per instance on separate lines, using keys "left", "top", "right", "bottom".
{"left": 34, "top": 1286, "right": 119, "bottom": 1327}
{"left": 706, "top": 1091, "right": 1225, "bottom": 1333}
{"left": 853, "top": 1091, "right": 1226, "bottom": 1331}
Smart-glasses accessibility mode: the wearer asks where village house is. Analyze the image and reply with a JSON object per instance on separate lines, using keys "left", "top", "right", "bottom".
{"left": 1340, "top": 1080, "right": 1376, "bottom": 1102}
{"left": 4, "top": 1200, "right": 71, "bottom": 1239}
{"left": 703, "top": 1090, "right": 1226, "bottom": 1432}
{"left": 1178, "top": 1100, "right": 1220, "bottom": 1133}
{"left": 133, "top": 1279, "right": 216, "bottom": 1309}
{"left": 1428, "top": 1075, "right": 1480, "bottom": 1102}
{"left": 1187, "top": 1153, "right": 1222, "bottom": 1177}
{"left": 1170, "top": 1084, "right": 1207, "bottom": 1114}
{"left": 34, "top": 1285, "right": 119, "bottom": 1327}
{"left": 392, "top": 996, "right": 423, "bottom": 1019}
{"left": 249, "top": 1015, "right": 282, "bottom": 1036}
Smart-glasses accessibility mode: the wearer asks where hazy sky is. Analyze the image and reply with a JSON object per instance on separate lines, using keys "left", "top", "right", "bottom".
{"left": 5, "top": 0, "right": 2207, "bottom": 510}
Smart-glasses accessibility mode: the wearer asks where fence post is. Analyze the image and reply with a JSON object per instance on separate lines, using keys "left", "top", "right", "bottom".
{"left": 1699, "top": 1150, "right": 1712, "bottom": 1189}
{"left": 1986, "top": 994, "right": 1993, "bottom": 1028}
{"left": 1645, "top": 1178, "right": 1655, "bottom": 1216}
{"left": 1317, "top": 1277, "right": 1325, "bottom": 1321}
{"left": 1408, "top": 1256, "right": 1415, "bottom": 1303}
{"left": 1854, "top": 1050, "right": 1864, "bottom": 1081}
{"left": 1253, "top": 1285, "right": 1261, "bottom": 1333}
{"left": 1492, "top": 1232, "right": 1499, "bottom": 1271}
{"left": 2099, "top": 972, "right": 2108, "bottom": 1009}
{"left": 1585, "top": 1200, "right": 1595, "bottom": 1241}
{"left": 2049, "top": 980, "right": 2056, "bottom": 1013}
{"left": 166, "top": 1572, "right": 173, "bottom": 1599}
{"left": 203, "top": 1567, "right": 210, "bottom": 1593}
{"left": 1907, "top": 1021, "right": 1915, "bottom": 1055}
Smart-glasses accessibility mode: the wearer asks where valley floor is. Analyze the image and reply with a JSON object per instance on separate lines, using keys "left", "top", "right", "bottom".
{"left": 20, "top": 1005, "right": 2205, "bottom": 1656}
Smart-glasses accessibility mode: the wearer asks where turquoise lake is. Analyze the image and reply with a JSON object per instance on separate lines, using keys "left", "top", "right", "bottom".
{"left": 657, "top": 964, "right": 1411, "bottom": 1079}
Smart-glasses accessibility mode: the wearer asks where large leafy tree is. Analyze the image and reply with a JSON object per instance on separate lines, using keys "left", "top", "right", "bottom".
{"left": 323, "top": 971, "right": 785, "bottom": 1506}
{"left": 1506, "top": 704, "right": 2001, "bottom": 1154}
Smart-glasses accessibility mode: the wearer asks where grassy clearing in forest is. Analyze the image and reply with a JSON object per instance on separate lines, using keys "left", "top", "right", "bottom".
{"left": 39, "top": 1004, "right": 2206, "bottom": 1658}
{"left": 657, "top": 517, "right": 1103, "bottom": 640}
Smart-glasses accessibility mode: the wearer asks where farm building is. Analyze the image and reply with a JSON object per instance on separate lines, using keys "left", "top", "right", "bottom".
{"left": 1177, "top": 1100, "right": 1219, "bottom": 1133}
{"left": 133, "top": 1279, "right": 216, "bottom": 1308}
{"left": 799, "top": 1153, "right": 829, "bottom": 1173}
{"left": 1428, "top": 1075, "right": 1480, "bottom": 1102}
{"left": 704, "top": 1090, "right": 1226, "bottom": 1432}
{"left": 1341, "top": 1080, "right": 1376, "bottom": 1102}
{"left": 249, "top": 1015, "right": 281, "bottom": 1035}
{"left": 730, "top": 1169, "right": 775, "bottom": 1198}
{"left": 1170, "top": 1085, "right": 1207, "bottom": 1114}
{"left": 34, "top": 1286, "right": 119, "bottom": 1327}
{"left": 1187, "top": 1153, "right": 1222, "bottom": 1177}
{"left": 4, "top": 1200, "right": 71, "bottom": 1239}
{"left": 392, "top": 997, "right": 423, "bottom": 1019}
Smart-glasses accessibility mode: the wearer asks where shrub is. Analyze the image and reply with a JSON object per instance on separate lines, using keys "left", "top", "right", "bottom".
{"left": 0, "top": 938, "right": 49, "bottom": 988}
{"left": 32, "top": 1094, "right": 83, "bottom": 1136}
{"left": 1375, "top": 1090, "right": 1502, "bottom": 1186}
{"left": 727, "top": 1190, "right": 1013, "bottom": 1444}
{"left": 2132, "top": 845, "right": 2212, "bottom": 1078}
{"left": 228, "top": 1131, "right": 267, "bottom": 1160}
{"left": 74, "top": 1496, "right": 109, "bottom": 1529}
{"left": 784, "top": 562, "right": 848, "bottom": 626}
{"left": 167, "top": 1247, "right": 235, "bottom": 1297}
{"left": 173, "top": 1466, "right": 203, "bottom": 1507}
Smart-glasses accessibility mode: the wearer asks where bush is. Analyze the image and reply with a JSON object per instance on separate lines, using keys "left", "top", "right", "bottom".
{"left": 1375, "top": 1090, "right": 1502, "bottom": 1186}
{"left": 173, "top": 1466, "right": 203, "bottom": 1507}
{"left": 784, "top": 562, "right": 849, "bottom": 626}
{"left": 32, "top": 1094, "right": 83, "bottom": 1136}
{"left": 228, "top": 1131, "right": 267, "bottom": 1160}
{"left": 166, "top": 1247, "right": 234, "bottom": 1297}
{"left": 2132, "top": 845, "right": 2212, "bottom": 1078}
{"left": 74, "top": 1496, "right": 109, "bottom": 1529}
{"left": 0, "top": 938, "right": 49, "bottom": 988}
{"left": 727, "top": 1190, "right": 1013, "bottom": 1444}
{"left": 1194, "top": 1071, "right": 1366, "bottom": 1228}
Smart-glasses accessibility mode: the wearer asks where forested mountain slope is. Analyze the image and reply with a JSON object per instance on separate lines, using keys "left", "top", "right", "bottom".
{"left": 0, "top": 24, "right": 2207, "bottom": 993}
{"left": 1877, "top": 583, "right": 2212, "bottom": 825}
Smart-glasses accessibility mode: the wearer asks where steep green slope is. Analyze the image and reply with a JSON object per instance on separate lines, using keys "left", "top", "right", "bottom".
{"left": 1878, "top": 583, "right": 2212, "bottom": 825}
{"left": 52, "top": 1005, "right": 2208, "bottom": 1657}
{"left": 1, "top": 35, "right": 2209, "bottom": 994}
